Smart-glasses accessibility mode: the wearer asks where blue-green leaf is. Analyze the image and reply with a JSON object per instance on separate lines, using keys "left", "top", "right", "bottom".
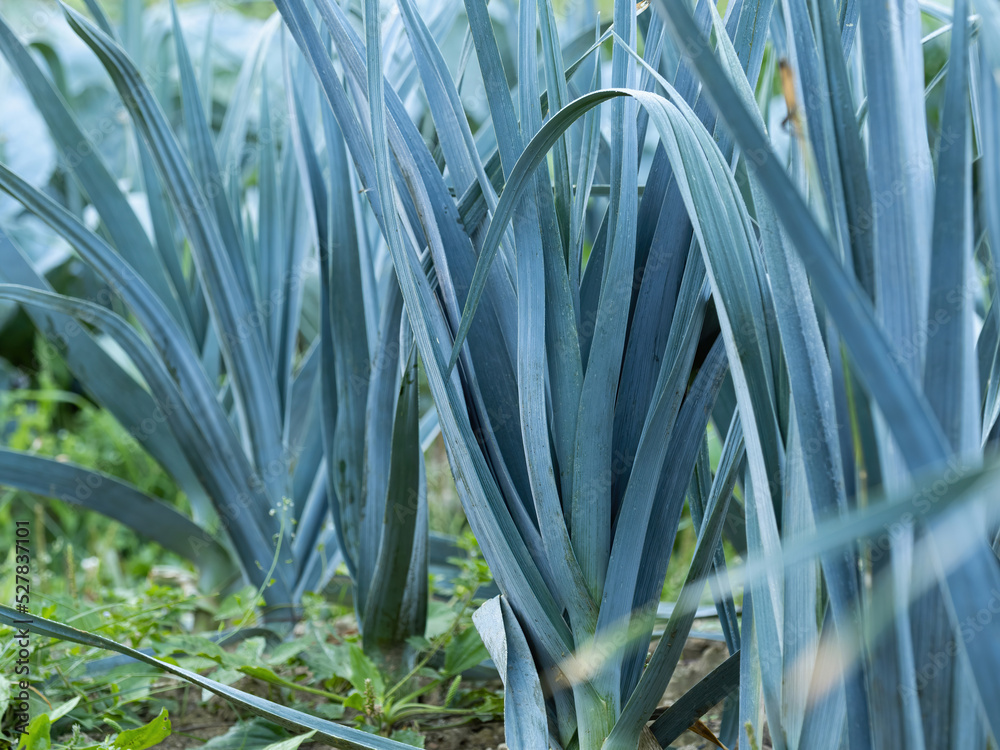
{"left": 63, "top": 5, "right": 284, "bottom": 503}
{"left": 363, "top": 347, "right": 425, "bottom": 662}
{"left": 0, "top": 12, "right": 188, "bottom": 333}
{"left": 0, "top": 448, "right": 230, "bottom": 574}
{"left": 473, "top": 597, "right": 550, "bottom": 750}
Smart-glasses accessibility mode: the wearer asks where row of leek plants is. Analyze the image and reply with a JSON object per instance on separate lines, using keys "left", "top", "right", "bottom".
{"left": 4, "top": 0, "right": 1000, "bottom": 748}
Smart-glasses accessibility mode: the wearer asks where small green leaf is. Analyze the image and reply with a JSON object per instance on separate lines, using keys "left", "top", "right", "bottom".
{"left": 48, "top": 696, "right": 80, "bottom": 722}
{"left": 344, "top": 693, "right": 367, "bottom": 712}
{"left": 260, "top": 729, "right": 317, "bottom": 750}
{"left": 230, "top": 638, "right": 266, "bottom": 668}
{"left": 198, "top": 719, "right": 288, "bottom": 750}
{"left": 18, "top": 715, "right": 51, "bottom": 750}
{"left": 405, "top": 636, "right": 431, "bottom": 653}
{"left": 348, "top": 645, "right": 385, "bottom": 696}
{"left": 266, "top": 640, "right": 307, "bottom": 666}
{"left": 389, "top": 729, "right": 424, "bottom": 748}
{"left": 423, "top": 601, "right": 455, "bottom": 641}
{"left": 152, "top": 635, "right": 227, "bottom": 664}
{"left": 215, "top": 586, "right": 263, "bottom": 622}
{"left": 238, "top": 665, "right": 290, "bottom": 687}
{"left": 0, "top": 678, "right": 9, "bottom": 718}
{"left": 111, "top": 708, "right": 171, "bottom": 750}
{"left": 300, "top": 636, "right": 352, "bottom": 683}
{"left": 313, "top": 704, "right": 346, "bottom": 721}
{"left": 443, "top": 627, "right": 488, "bottom": 677}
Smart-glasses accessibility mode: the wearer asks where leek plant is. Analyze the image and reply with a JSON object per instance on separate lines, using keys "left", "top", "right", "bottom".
{"left": 273, "top": 0, "right": 753, "bottom": 746}
{"left": 0, "top": 0, "right": 428, "bottom": 658}
{"left": 661, "top": 0, "right": 1000, "bottom": 748}
{"left": 275, "top": 0, "right": 1000, "bottom": 747}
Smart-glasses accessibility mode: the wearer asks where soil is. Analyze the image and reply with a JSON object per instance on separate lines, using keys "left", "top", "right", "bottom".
{"left": 652, "top": 636, "right": 773, "bottom": 750}
{"left": 83, "top": 638, "right": 759, "bottom": 750}
{"left": 142, "top": 673, "right": 511, "bottom": 750}
{"left": 656, "top": 637, "right": 731, "bottom": 750}
{"left": 151, "top": 688, "right": 508, "bottom": 750}
{"left": 157, "top": 710, "right": 508, "bottom": 750}
{"left": 421, "top": 723, "right": 507, "bottom": 749}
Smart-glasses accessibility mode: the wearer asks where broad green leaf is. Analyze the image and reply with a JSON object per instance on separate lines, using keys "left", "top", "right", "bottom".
{"left": 443, "top": 627, "right": 489, "bottom": 677}
{"left": 17, "top": 715, "right": 50, "bottom": 750}
{"left": 348, "top": 645, "right": 385, "bottom": 697}
{"left": 47, "top": 697, "right": 80, "bottom": 723}
{"left": 111, "top": 708, "right": 171, "bottom": 750}
{"left": 387, "top": 729, "right": 422, "bottom": 748}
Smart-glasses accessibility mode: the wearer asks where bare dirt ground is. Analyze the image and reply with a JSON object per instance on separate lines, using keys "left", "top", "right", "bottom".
{"left": 658, "top": 638, "right": 731, "bottom": 750}
{"left": 121, "top": 638, "right": 759, "bottom": 750}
